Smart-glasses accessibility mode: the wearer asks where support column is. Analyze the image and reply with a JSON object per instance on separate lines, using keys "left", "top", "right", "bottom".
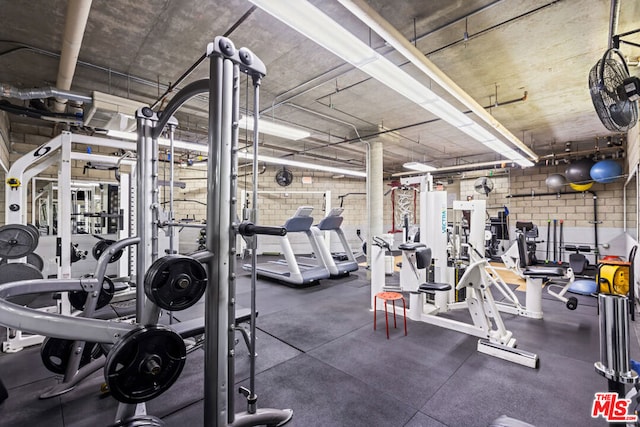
{"left": 368, "top": 139, "right": 384, "bottom": 309}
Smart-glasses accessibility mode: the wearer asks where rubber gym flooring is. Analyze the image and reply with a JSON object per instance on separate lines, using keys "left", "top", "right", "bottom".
{"left": 0, "top": 258, "right": 638, "bottom": 426}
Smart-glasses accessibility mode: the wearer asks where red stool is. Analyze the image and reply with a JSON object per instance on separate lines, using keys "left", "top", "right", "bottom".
{"left": 374, "top": 291, "right": 407, "bottom": 339}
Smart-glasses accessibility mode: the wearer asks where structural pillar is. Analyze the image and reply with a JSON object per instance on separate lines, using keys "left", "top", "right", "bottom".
{"left": 368, "top": 139, "right": 384, "bottom": 306}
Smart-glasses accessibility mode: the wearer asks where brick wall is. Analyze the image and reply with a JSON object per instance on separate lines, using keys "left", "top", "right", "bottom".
{"left": 506, "top": 164, "right": 629, "bottom": 260}
{"left": 3, "top": 121, "right": 637, "bottom": 261}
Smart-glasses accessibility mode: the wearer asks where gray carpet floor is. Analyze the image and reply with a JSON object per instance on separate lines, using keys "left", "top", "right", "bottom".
{"left": 0, "top": 260, "right": 637, "bottom": 426}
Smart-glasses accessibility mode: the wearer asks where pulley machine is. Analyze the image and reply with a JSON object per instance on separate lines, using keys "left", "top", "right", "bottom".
{"left": 0, "top": 37, "right": 292, "bottom": 426}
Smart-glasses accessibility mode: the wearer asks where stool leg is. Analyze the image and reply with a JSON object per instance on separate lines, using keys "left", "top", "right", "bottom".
{"left": 373, "top": 296, "right": 377, "bottom": 331}
{"left": 384, "top": 300, "right": 389, "bottom": 339}
{"left": 402, "top": 297, "right": 407, "bottom": 336}
{"left": 392, "top": 300, "right": 397, "bottom": 329}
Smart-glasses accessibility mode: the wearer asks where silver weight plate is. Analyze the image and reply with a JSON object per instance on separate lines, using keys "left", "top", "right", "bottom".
{"left": 0, "top": 263, "right": 43, "bottom": 306}
{"left": 0, "top": 224, "right": 39, "bottom": 259}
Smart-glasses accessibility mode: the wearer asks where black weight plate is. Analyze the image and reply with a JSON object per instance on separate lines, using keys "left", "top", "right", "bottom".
{"left": 40, "top": 337, "right": 103, "bottom": 375}
{"left": 104, "top": 325, "right": 186, "bottom": 404}
{"left": 68, "top": 276, "right": 116, "bottom": 311}
{"left": 0, "top": 263, "right": 43, "bottom": 306}
{"left": 27, "top": 253, "right": 44, "bottom": 272}
{"left": 0, "top": 256, "right": 43, "bottom": 269}
{"left": 26, "top": 223, "right": 40, "bottom": 245}
{"left": 0, "top": 224, "right": 38, "bottom": 259}
{"left": 92, "top": 239, "right": 123, "bottom": 263}
{"left": 144, "top": 255, "right": 207, "bottom": 311}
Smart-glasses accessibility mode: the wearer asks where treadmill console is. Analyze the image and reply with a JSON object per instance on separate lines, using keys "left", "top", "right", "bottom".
{"left": 294, "top": 206, "right": 314, "bottom": 217}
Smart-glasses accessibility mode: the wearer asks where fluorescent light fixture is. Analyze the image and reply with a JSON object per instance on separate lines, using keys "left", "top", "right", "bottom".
{"left": 107, "top": 130, "right": 365, "bottom": 178}
{"left": 250, "top": 0, "right": 536, "bottom": 167}
{"left": 238, "top": 115, "right": 310, "bottom": 140}
{"left": 238, "top": 151, "right": 366, "bottom": 178}
{"left": 107, "top": 130, "right": 208, "bottom": 152}
{"left": 403, "top": 162, "right": 436, "bottom": 172}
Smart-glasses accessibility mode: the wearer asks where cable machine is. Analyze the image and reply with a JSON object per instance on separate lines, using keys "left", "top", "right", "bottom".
{"left": 0, "top": 37, "right": 291, "bottom": 426}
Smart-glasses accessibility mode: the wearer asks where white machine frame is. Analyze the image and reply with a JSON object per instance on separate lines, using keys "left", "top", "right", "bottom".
{"left": 1, "top": 133, "right": 142, "bottom": 352}
{"left": 371, "top": 174, "right": 539, "bottom": 368}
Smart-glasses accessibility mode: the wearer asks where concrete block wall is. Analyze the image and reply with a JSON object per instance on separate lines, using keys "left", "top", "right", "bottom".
{"left": 232, "top": 166, "right": 366, "bottom": 254}
{"left": 507, "top": 163, "right": 630, "bottom": 260}
{"left": 2, "top": 120, "right": 637, "bottom": 263}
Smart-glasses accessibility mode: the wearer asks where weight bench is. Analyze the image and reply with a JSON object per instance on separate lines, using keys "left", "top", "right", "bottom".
{"left": 171, "top": 308, "right": 258, "bottom": 353}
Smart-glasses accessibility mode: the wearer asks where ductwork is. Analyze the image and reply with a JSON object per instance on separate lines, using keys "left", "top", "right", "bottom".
{"left": 1, "top": 83, "right": 92, "bottom": 104}
{"left": 54, "top": 0, "right": 93, "bottom": 112}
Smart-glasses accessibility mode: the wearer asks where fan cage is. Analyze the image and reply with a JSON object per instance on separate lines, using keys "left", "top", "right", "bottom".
{"left": 588, "top": 48, "right": 638, "bottom": 132}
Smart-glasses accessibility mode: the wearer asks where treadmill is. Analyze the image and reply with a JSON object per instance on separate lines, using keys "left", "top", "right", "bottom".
{"left": 243, "top": 207, "right": 330, "bottom": 286}
{"left": 311, "top": 208, "right": 359, "bottom": 277}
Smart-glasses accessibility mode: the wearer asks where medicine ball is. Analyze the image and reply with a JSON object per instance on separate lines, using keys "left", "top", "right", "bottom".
{"left": 590, "top": 159, "right": 623, "bottom": 183}
{"left": 565, "top": 158, "right": 595, "bottom": 184}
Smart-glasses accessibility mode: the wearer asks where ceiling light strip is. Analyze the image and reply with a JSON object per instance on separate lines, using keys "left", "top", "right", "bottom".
{"left": 250, "top": 0, "right": 535, "bottom": 167}
{"left": 238, "top": 115, "right": 310, "bottom": 140}
{"left": 107, "top": 130, "right": 365, "bottom": 178}
{"left": 238, "top": 151, "right": 366, "bottom": 177}
{"left": 337, "top": 0, "right": 538, "bottom": 163}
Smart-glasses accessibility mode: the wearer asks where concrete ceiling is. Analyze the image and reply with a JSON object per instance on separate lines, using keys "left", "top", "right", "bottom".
{"left": 0, "top": 0, "right": 639, "bottom": 175}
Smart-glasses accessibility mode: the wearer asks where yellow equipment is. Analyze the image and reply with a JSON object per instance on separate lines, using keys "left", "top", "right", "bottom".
{"left": 597, "top": 261, "right": 630, "bottom": 295}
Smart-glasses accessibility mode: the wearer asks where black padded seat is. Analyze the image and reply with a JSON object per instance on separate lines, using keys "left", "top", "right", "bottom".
{"left": 398, "top": 242, "right": 426, "bottom": 251}
{"left": 419, "top": 282, "right": 452, "bottom": 292}
{"left": 523, "top": 266, "right": 565, "bottom": 277}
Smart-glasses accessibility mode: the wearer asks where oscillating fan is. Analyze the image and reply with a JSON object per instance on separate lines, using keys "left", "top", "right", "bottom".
{"left": 588, "top": 48, "right": 640, "bottom": 132}
{"left": 275, "top": 168, "right": 293, "bottom": 187}
{"left": 474, "top": 177, "right": 494, "bottom": 195}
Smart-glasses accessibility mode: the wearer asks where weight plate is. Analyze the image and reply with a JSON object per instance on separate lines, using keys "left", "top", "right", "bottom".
{"left": 68, "top": 276, "right": 115, "bottom": 311}
{"left": 27, "top": 253, "right": 44, "bottom": 272}
{"left": 26, "top": 223, "right": 40, "bottom": 243}
{"left": 0, "top": 252, "right": 44, "bottom": 272}
{"left": 92, "top": 239, "right": 123, "bottom": 263}
{"left": 144, "top": 255, "right": 207, "bottom": 311}
{"left": 104, "top": 325, "right": 186, "bottom": 404}
{"left": 0, "top": 262, "right": 43, "bottom": 306}
{"left": 0, "top": 224, "right": 38, "bottom": 259}
{"left": 40, "top": 337, "right": 103, "bottom": 375}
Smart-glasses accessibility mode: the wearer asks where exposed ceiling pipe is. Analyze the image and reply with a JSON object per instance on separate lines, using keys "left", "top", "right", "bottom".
{"left": 54, "top": 0, "right": 93, "bottom": 112}
{"left": 337, "top": 0, "right": 539, "bottom": 163}
{"left": 0, "top": 83, "right": 92, "bottom": 104}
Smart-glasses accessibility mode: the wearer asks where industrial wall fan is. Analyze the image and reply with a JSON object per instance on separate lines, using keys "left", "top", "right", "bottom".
{"left": 474, "top": 177, "right": 494, "bottom": 195}
{"left": 275, "top": 167, "right": 293, "bottom": 187}
{"left": 589, "top": 48, "right": 640, "bottom": 132}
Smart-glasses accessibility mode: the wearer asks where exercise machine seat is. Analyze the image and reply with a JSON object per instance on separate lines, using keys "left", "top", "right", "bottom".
{"left": 569, "top": 253, "right": 588, "bottom": 274}
{"left": 418, "top": 282, "right": 452, "bottom": 292}
{"left": 398, "top": 242, "right": 426, "bottom": 251}
{"left": 523, "top": 266, "right": 565, "bottom": 277}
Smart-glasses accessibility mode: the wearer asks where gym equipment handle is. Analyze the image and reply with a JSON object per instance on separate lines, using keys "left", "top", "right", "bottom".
{"left": 238, "top": 222, "right": 287, "bottom": 237}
